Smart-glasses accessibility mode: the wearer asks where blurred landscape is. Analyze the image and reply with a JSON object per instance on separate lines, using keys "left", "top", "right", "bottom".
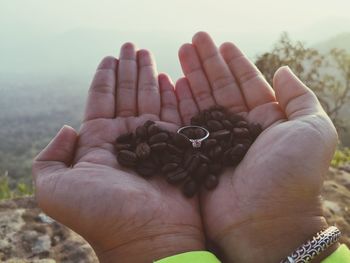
{"left": 1, "top": 30, "right": 350, "bottom": 189}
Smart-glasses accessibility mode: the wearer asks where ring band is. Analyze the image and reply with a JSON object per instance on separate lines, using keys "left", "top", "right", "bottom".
{"left": 177, "top": 125, "right": 210, "bottom": 148}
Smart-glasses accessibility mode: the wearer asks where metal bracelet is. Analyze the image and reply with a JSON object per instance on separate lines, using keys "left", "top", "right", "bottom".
{"left": 280, "top": 226, "right": 341, "bottom": 263}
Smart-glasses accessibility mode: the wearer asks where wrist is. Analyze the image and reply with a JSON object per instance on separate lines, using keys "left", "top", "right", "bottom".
{"left": 93, "top": 231, "right": 205, "bottom": 263}
{"left": 217, "top": 215, "right": 330, "bottom": 263}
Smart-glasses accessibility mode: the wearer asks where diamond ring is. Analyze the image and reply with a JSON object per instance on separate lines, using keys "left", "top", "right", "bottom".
{"left": 177, "top": 125, "right": 210, "bottom": 148}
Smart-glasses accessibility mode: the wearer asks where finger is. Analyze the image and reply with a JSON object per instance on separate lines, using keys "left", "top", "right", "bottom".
{"left": 175, "top": 77, "right": 199, "bottom": 125}
{"left": 159, "top": 73, "right": 181, "bottom": 125}
{"left": 137, "top": 49, "right": 161, "bottom": 117}
{"left": 32, "top": 125, "right": 77, "bottom": 180}
{"left": 191, "top": 32, "right": 247, "bottom": 112}
{"left": 116, "top": 42, "right": 138, "bottom": 117}
{"left": 178, "top": 43, "right": 216, "bottom": 110}
{"left": 220, "top": 42, "right": 276, "bottom": 110}
{"left": 83, "top": 56, "right": 118, "bottom": 122}
{"left": 273, "top": 66, "right": 322, "bottom": 120}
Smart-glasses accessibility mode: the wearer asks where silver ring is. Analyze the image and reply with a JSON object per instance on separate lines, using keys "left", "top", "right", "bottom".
{"left": 177, "top": 125, "right": 210, "bottom": 148}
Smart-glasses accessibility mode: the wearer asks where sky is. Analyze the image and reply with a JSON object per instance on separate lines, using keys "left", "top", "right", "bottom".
{"left": 1, "top": 0, "right": 350, "bottom": 80}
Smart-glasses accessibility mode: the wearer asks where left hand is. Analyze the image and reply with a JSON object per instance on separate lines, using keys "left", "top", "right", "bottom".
{"left": 32, "top": 44, "right": 204, "bottom": 263}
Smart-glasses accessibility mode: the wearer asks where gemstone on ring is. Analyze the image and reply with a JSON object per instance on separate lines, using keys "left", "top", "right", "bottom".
{"left": 177, "top": 125, "right": 210, "bottom": 149}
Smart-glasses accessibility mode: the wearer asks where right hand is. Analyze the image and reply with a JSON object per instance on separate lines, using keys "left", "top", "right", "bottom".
{"left": 176, "top": 32, "right": 338, "bottom": 262}
{"left": 32, "top": 43, "right": 204, "bottom": 263}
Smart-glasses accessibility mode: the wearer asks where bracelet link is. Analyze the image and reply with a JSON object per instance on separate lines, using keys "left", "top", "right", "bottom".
{"left": 280, "top": 226, "right": 341, "bottom": 263}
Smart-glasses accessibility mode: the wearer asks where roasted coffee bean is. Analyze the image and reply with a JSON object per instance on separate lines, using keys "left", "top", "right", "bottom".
{"left": 135, "top": 142, "right": 151, "bottom": 160}
{"left": 173, "top": 133, "right": 191, "bottom": 148}
{"left": 249, "top": 123, "right": 263, "bottom": 140}
{"left": 228, "top": 114, "right": 245, "bottom": 124}
{"left": 117, "top": 150, "right": 137, "bottom": 167}
{"left": 143, "top": 120, "right": 155, "bottom": 128}
{"left": 210, "top": 110, "right": 225, "bottom": 120}
{"left": 233, "top": 127, "right": 250, "bottom": 138}
{"left": 116, "top": 132, "right": 133, "bottom": 143}
{"left": 194, "top": 163, "right": 208, "bottom": 180}
{"left": 149, "top": 132, "right": 169, "bottom": 144}
{"left": 136, "top": 125, "right": 148, "bottom": 139}
{"left": 236, "top": 121, "right": 249, "bottom": 128}
{"left": 182, "top": 180, "right": 198, "bottom": 198}
{"left": 115, "top": 143, "right": 132, "bottom": 151}
{"left": 136, "top": 159, "right": 156, "bottom": 177}
{"left": 167, "top": 144, "right": 183, "bottom": 155}
{"left": 150, "top": 153, "right": 162, "bottom": 167}
{"left": 209, "top": 163, "right": 222, "bottom": 175}
{"left": 161, "top": 163, "right": 179, "bottom": 173}
{"left": 231, "top": 144, "right": 248, "bottom": 156}
{"left": 222, "top": 120, "right": 233, "bottom": 130}
{"left": 198, "top": 153, "right": 210, "bottom": 163}
{"left": 148, "top": 124, "right": 160, "bottom": 136}
{"left": 194, "top": 128, "right": 206, "bottom": 139}
{"left": 166, "top": 168, "right": 188, "bottom": 183}
{"left": 186, "top": 154, "right": 201, "bottom": 173}
{"left": 207, "top": 120, "right": 224, "bottom": 131}
{"left": 150, "top": 142, "right": 167, "bottom": 152}
{"left": 211, "top": 129, "right": 231, "bottom": 140}
{"left": 203, "top": 139, "right": 217, "bottom": 149}
{"left": 204, "top": 174, "right": 218, "bottom": 190}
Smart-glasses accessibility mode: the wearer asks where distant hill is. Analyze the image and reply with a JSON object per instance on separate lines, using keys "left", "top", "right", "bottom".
{"left": 313, "top": 32, "right": 350, "bottom": 53}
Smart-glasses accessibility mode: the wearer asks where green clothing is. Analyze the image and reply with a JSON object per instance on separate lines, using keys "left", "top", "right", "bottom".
{"left": 155, "top": 244, "right": 350, "bottom": 262}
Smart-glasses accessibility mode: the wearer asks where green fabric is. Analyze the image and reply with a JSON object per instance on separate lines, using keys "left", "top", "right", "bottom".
{"left": 322, "top": 244, "right": 350, "bottom": 263}
{"left": 154, "top": 251, "right": 221, "bottom": 263}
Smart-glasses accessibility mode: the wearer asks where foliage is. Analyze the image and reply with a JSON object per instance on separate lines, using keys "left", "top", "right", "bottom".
{"left": 331, "top": 147, "right": 350, "bottom": 168}
{"left": 0, "top": 171, "right": 33, "bottom": 200}
{"left": 255, "top": 32, "right": 350, "bottom": 131}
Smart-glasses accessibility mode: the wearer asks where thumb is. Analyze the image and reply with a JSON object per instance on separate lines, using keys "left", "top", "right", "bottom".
{"left": 273, "top": 66, "right": 322, "bottom": 120}
{"left": 32, "top": 125, "right": 78, "bottom": 180}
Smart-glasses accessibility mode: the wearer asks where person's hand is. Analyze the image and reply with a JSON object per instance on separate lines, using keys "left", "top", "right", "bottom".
{"left": 32, "top": 44, "right": 204, "bottom": 263}
{"left": 176, "top": 32, "right": 338, "bottom": 262}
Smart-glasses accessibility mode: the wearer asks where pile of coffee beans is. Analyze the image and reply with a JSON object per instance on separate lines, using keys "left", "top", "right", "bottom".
{"left": 114, "top": 105, "right": 262, "bottom": 198}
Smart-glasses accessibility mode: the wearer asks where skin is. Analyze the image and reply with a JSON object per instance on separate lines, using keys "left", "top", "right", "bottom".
{"left": 33, "top": 33, "right": 339, "bottom": 263}
{"left": 176, "top": 32, "right": 338, "bottom": 262}
{"left": 32, "top": 44, "right": 204, "bottom": 263}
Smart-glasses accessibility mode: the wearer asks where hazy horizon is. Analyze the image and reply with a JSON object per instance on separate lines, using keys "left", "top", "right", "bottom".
{"left": 1, "top": 0, "right": 350, "bottom": 80}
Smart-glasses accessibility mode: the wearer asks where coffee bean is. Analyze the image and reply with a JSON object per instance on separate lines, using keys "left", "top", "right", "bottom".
{"left": 198, "top": 153, "right": 210, "bottom": 163}
{"left": 136, "top": 159, "right": 156, "bottom": 177}
{"left": 231, "top": 144, "right": 248, "bottom": 156}
{"left": 236, "top": 121, "right": 249, "bottom": 128}
{"left": 228, "top": 114, "right": 244, "bottom": 124}
{"left": 116, "top": 132, "right": 133, "bottom": 143}
{"left": 194, "top": 128, "right": 206, "bottom": 139}
{"left": 233, "top": 127, "right": 250, "bottom": 138}
{"left": 203, "top": 139, "right": 217, "bottom": 149}
{"left": 185, "top": 154, "right": 201, "bottom": 173}
{"left": 149, "top": 132, "right": 169, "bottom": 144}
{"left": 117, "top": 150, "right": 137, "bottom": 167}
{"left": 182, "top": 180, "right": 198, "bottom": 198}
{"left": 194, "top": 163, "right": 208, "bottom": 180}
{"left": 210, "top": 145, "right": 223, "bottom": 160}
{"left": 249, "top": 123, "right": 263, "bottom": 140}
{"left": 148, "top": 124, "right": 160, "bottom": 136}
{"left": 135, "top": 142, "right": 151, "bottom": 160}
{"left": 207, "top": 120, "right": 224, "bottom": 131}
{"left": 209, "top": 163, "right": 222, "bottom": 175}
{"left": 136, "top": 126, "right": 148, "bottom": 139}
{"left": 173, "top": 133, "right": 191, "bottom": 148}
{"left": 161, "top": 163, "right": 179, "bottom": 173}
{"left": 167, "top": 144, "right": 183, "bottom": 155}
{"left": 166, "top": 168, "right": 188, "bottom": 183}
{"left": 144, "top": 120, "right": 155, "bottom": 128}
{"left": 150, "top": 142, "right": 167, "bottom": 151}
{"left": 210, "top": 110, "right": 225, "bottom": 120}
{"left": 211, "top": 129, "right": 231, "bottom": 140}
{"left": 222, "top": 120, "right": 233, "bottom": 130}
{"left": 204, "top": 174, "right": 218, "bottom": 190}
{"left": 115, "top": 143, "right": 132, "bottom": 151}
